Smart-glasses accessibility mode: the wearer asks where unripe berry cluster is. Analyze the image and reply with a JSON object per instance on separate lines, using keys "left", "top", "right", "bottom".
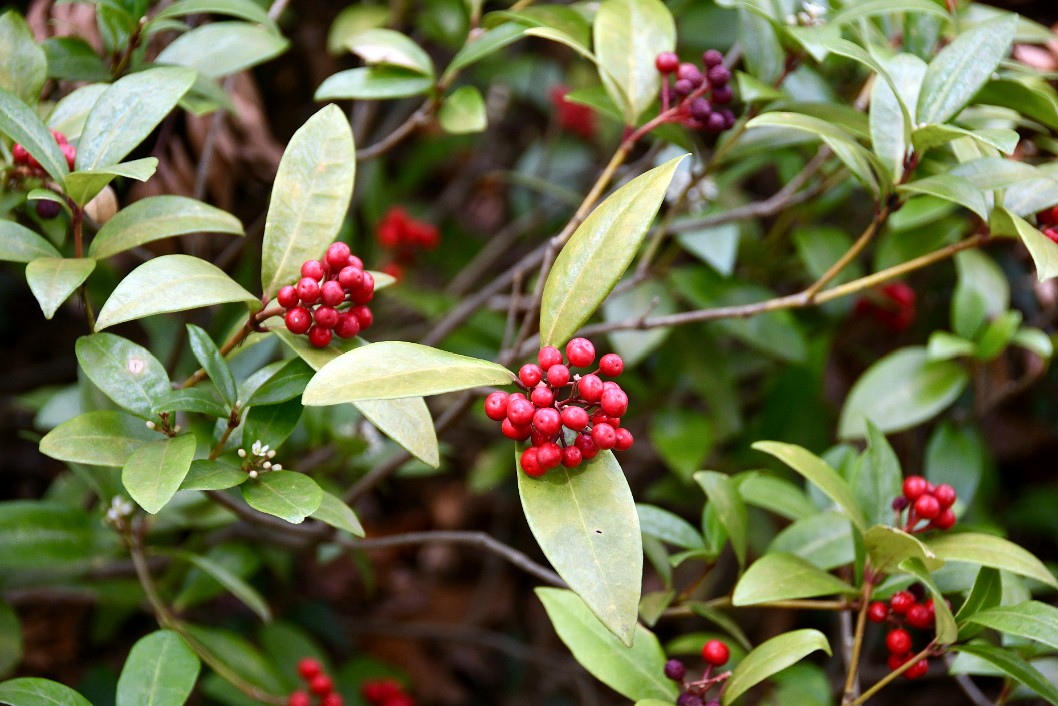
{"left": 866, "top": 587, "right": 941, "bottom": 680}
{"left": 361, "top": 678, "right": 415, "bottom": 706}
{"left": 892, "top": 475, "right": 957, "bottom": 533}
{"left": 853, "top": 281, "right": 916, "bottom": 333}
{"left": 483, "top": 339, "right": 634, "bottom": 477}
{"left": 663, "top": 640, "right": 730, "bottom": 706}
{"left": 288, "top": 658, "right": 343, "bottom": 706}
{"left": 654, "top": 49, "right": 736, "bottom": 134}
{"left": 377, "top": 206, "right": 441, "bottom": 279}
{"left": 278, "top": 242, "right": 375, "bottom": 348}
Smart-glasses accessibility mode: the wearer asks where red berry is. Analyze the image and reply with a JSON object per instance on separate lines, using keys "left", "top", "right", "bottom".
{"left": 338, "top": 266, "right": 364, "bottom": 290}
{"left": 578, "top": 374, "right": 603, "bottom": 402}
{"left": 614, "top": 427, "right": 634, "bottom": 451}
{"left": 362, "top": 680, "right": 401, "bottom": 703}
{"left": 297, "top": 658, "right": 322, "bottom": 680}
{"left": 599, "top": 353, "right": 624, "bottom": 376}
{"left": 533, "top": 407, "right": 562, "bottom": 437}
{"left": 502, "top": 418, "right": 532, "bottom": 441}
{"left": 314, "top": 306, "right": 339, "bottom": 329}
{"left": 701, "top": 639, "right": 729, "bottom": 667}
{"left": 296, "top": 277, "right": 320, "bottom": 304}
{"left": 933, "top": 483, "right": 956, "bottom": 509}
{"left": 484, "top": 392, "right": 509, "bottom": 421}
{"left": 309, "top": 674, "right": 334, "bottom": 696}
{"left": 308, "top": 325, "right": 332, "bottom": 348}
{"left": 285, "top": 307, "right": 312, "bottom": 334}
{"left": 592, "top": 422, "right": 616, "bottom": 450}
{"left": 507, "top": 396, "right": 536, "bottom": 426}
{"left": 334, "top": 313, "right": 361, "bottom": 339}
{"left": 887, "top": 653, "right": 910, "bottom": 671}
{"left": 521, "top": 447, "right": 545, "bottom": 477}
{"left": 914, "top": 494, "right": 941, "bottom": 521}
{"left": 277, "top": 285, "right": 299, "bottom": 308}
{"left": 351, "top": 304, "right": 373, "bottom": 330}
{"left": 561, "top": 406, "right": 589, "bottom": 431}
{"left": 530, "top": 386, "right": 555, "bottom": 408}
{"left": 903, "top": 476, "right": 928, "bottom": 501}
{"left": 867, "top": 601, "right": 889, "bottom": 623}
{"left": 301, "top": 260, "right": 325, "bottom": 280}
{"left": 904, "top": 658, "right": 928, "bottom": 680}
{"left": 931, "top": 507, "right": 956, "bottom": 531}
{"left": 890, "top": 591, "right": 914, "bottom": 615}
{"left": 519, "top": 364, "right": 543, "bottom": 387}
{"left": 350, "top": 277, "right": 375, "bottom": 304}
{"left": 320, "top": 280, "right": 346, "bottom": 306}
{"left": 886, "top": 629, "right": 911, "bottom": 655}
{"left": 538, "top": 346, "right": 563, "bottom": 369}
{"left": 11, "top": 143, "right": 28, "bottom": 164}
{"left": 326, "top": 242, "right": 352, "bottom": 270}
{"left": 537, "top": 442, "right": 562, "bottom": 469}
{"left": 907, "top": 604, "right": 932, "bottom": 630}
{"left": 566, "top": 338, "right": 595, "bottom": 368}
{"left": 530, "top": 429, "right": 550, "bottom": 447}
{"left": 600, "top": 388, "right": 629, "bottom": 418}
{"left": 384, "top": 695, "right": 415, "bottom": 706}
{"left": 561, "top": 445, "right": 583, "bottom": 468}
{"left": 321, "top": 694, "right": 344, "bottom": 706}
{"left": 61, "top": 143, "right": 76, "bottom": 170}
{"left": 51, "top": 129, "right": 68, "bottom": 145}
{"left": 655, "top": 51, "right": 680, "bottom": 73}
{"left": 547, "top": 364, "right": 570, "bottom": 387}
{"left": 575, "top": 433, "right": 599, "bottom": 460}
{"left": 288, "top": 691, "right": 312, "bottom": 706}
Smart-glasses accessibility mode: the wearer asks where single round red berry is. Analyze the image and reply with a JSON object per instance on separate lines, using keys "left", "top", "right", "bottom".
{"left": 351, "top": 304, "right": 373, "bottom": 330}
{"left": 890, "top": 591, "right": 914, "bottom": 615}
{"left": 314, "top": 306, "right": 339, "bottom": 329}
{"left": 285, "top": 307, "right": 312, "bottom": 334}
{"left": 326, "top": 242, "right": 351, "bottom": 270}
{"left": 664, "top": 658, "right": 685, "bottom": 681}
{"left": 519, "top": 364, "right": 543, "bottom": 387}
{"left": 61, "top": 143, "right": 76, "bottom": 170}
{"left": 886, "top": 629, "right": 912, "bottom": 655}
{"left": 301, "top": 260, "right": 325, "bottom": 280}
{"left": 867, "top": 601, "right": 889, "bottom": 623}
{"left": 537, "top": 442, "right": 562, "bottom": 469}
{"left": 906, "top": 604, "right": 932, "bottom": 630}
{"left": 297, "top": 658, "right": 322, "bottom": 680}
{"left": 655, "top": 51, "right": 680, "bottom": 74}
{"left": 308, "top": 325, "right": 332, "bottom": 348}
{"left": 561, "top": 445, "right": 583, "bottom": 468}
{"left": 575, "top": 433, "right": 599, "bottom": 459}
{"left": 561, "top": 406, "right": 589, "bottom": 431}
{"left": 320, "top": 693, "right": 344, "bottom": 706}
{"left": 12, "top": 143, "right": 29, "bottom": 164}
{"left": 931, "top": 507, "right": 956, "bottom": 530}
{"left": 538, "top": 345, "right": 563, "bottom": 369}
{"left": 334, "top": 313, "right": 361, "bottom": 339}
{"left": 362, "top": 679, "right": 401, "bottom": 703}
{"left": 531, "top": 386, "right": 555, "bottom": 408}
{"left": 309, "top": 674, "right": 334, "bottom": 696}
{"left": 933, "top": 483, "right": 956, "bottom": 509}
{"left": 600, "top": 388, "right": 629, "bottom": 418}
{"left": 384, "top": 695, "right": 415, "bottom": 706}
{"left": 599, "top": 353, "right": 624, "bottom": 376}
{"left": 484, "top": 391, "right": 509, "bottom": 421}
{"left": 338, "top": 266, "right": 364, "bottom": 290}
{"left": 521, "top": 447, "right": 545, "bottom": 477}
{"left": 904, "top": 658, "right": 928, "bottom": 680}
{"left": 592, "top": 422, "right": 616, "bottom": 450}
{"left": 320, "top": 280, "right": 346, "bottom": 306}
{"left": 531, "top": 429, "right": 550, "bottom": 447}
{"left": 502, "top": 418, "right": 532, "bottom": 441}
{"left": 35, "top": 199, "right": 60, "bottom": 219}
{"left": 887, "top": 653, "right": 910, "bottom": 671}
{"left": 296, "top": 277, "right": 321, "bottom": 304}
{"left": 903, "top": 476, "right": 928, "bottom": 501}
{"left": 350, "top": 280, "right": 375, "bottom": 305}
{"left": 614, "top": 427, "right": 634, "bottom": 451}
{"left": 701, "top": 639, "right": 729, "bottom": 667}
{"left": 507, "top": 396, "right": 536, "bottom": 426}
{"left": 277, "top": 285, "right": 299, "bottom": 308}
{"left": 602, "top": 380, "right": 620, "bottom": 392}
{"left": 533, "top": 407, "right": 562, "bottom": 437}
{"left": 578, "top": 374, "right": 603, "bottom": 402}
{"left": 566, "top": 338, "right": 596, "bottom": 368}
{"left": 547, "top": 364, "right": 570, "bottom": 387}
{"left": 914, "top": 494, "right": 941, "bottom": 521}
{"left": 288, "top": 691, "right": 312, "bottom": 706}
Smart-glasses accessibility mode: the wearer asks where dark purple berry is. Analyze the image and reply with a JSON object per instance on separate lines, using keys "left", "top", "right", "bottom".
{"left": 689, "top": 98, "right": 712, "bottom": 121}
{"left": 720, "top": 109, "right": 736, "bottom": 130}
{"left": 35, "top": 199, "right": 60, "bottom": 219}
{"left": 702, "top": 49, "right": 724, "bottom": 68}
{"left": 664, "top": 659, "right": 685, "bottom": 681}
{"left": 703, "top": 112, "right": 726, "bottom": 133}
{"left": 707, "top": 65, "right": 732, "bottom": 86}
{"left": 711, "top": 84, "right": 734, "bottom": 104}
{"left": 677, "top": 63, "right": 704, "bottom": 86}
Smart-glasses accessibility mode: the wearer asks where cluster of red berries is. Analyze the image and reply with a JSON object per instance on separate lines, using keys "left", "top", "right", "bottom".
{"left": 867, "top": 584, "right": 943, "bottom": 679}
{"left": 11, "top": 131, "right": 76, "bottom": 220}
{"left": 892, "top": 475, "right": 957, "bottom": 532}
{"left": 376, "top": 206, "right": 440, "bottom": 281}
{"left": 853, "top": 281, "right": 916, "bottom": 333}
{"left": 278, "top": 242, "right": 375, "bottom": 348}
{"left": 655, "top": 49, "right": 736, "bottom": 134}
{"left": 360, "top": 678, "right": 415, "bottom": 706}
{"left": 549, "top": 85, "right": 597, "bottom": 141}
{"left": 484, "top": 339, "right": 634, "bottom": 477}
{"left": 663, "top": 639, "right": 731, "bottom": 706}
{"left": 288, "top": 658, "right": 342, "bottom": 706}
{"left": 1036, "top": 205, "right": 1058, "bottom": 244}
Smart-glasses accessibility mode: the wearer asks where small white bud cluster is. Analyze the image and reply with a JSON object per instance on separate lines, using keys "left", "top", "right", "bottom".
{"left": 105, "top": 496, "right": 134, "bottom": 525}
{"left": 240, "top": 440, "right": 282, "bottom": 477}
{"left": 786, "top": 1, "right": 827, "bottom": 26}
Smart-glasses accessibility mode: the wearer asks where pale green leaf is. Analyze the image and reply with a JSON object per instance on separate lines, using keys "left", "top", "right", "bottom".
{"left": 26, "top": 258, "right": 96, "bottom": 320}
{"left": 116, "top": 630, "right": 200, "bottom": 706}
{"left": 0, "top": 88, "right": 69, "bottom": 183}
{"left": 695, "top": 471, "right": 748, "bottom": 566}
{"left": 122, "top": 434, "right": 197, "bottom": 514}
{"left": 310, "top": 491, "right": 365, "bottom": 537}
{"left": 172, "top": 552, "right": 271, "bottom": 622}
{"left": 314, "top": 67, "right": 433, "bottom": 101}
{"left": 722, "top": 630, "right": 831, "bottom": 705}
{"left": 0, "top": 222, "right": 61, "bottom": 263}
{"left": 65, "top": 158, "right": 158, "bottom": 206}
{"left": 75, "top": 333, "right": 171, "bottom": 419}
{"left": 0, "top": 11, "right": 47, "bottom": 103}
{"left": 156, "top": 22, "right": 289, "bottom": 79}
{"left": 592, "top": 0, "right": 675, "bottom": 123}
{"left": 344, "top": 28, "right": 433, "bottom": 77}
{"left": 733, "top": 553, "right": 855, "bottom": 606}
{"left": 0, "top": 678, "right": 93, "bottom": 706}
{"left": 153, "top": 0, "right": 278, "bottom": 31}
{"left": 927, "top": 532, "right": 1057, "bottom": 588}
{"left": 356, "top": 397, "right": 439, "bottom": 467}
{"left": 90, "top": 196, "right": 242, "bottom": 259}
{"left": 438, "top": 86, "right": 486, "bottom": 135}
{"left": 864, "top": 525, "right": 943, "bottom": 573}
{"left": 40, "top": 410, "right": 156, "bottom": 467}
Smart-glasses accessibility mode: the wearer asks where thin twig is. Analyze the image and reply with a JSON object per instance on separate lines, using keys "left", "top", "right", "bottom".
{"left": 850, "top": 640, "right": 939, "bottom": 706}
{"left": 841, "top": 580, "right": 874, "bottom": 704}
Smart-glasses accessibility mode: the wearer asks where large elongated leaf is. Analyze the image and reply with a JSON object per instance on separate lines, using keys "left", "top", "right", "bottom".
{"left": 186, "top": 325, "right": 237, "bottom": 409}
{"left": 76, "top": 333, "right": 171, "bottom": 419}
{"left": 314, "top": 67, "right": 433, "bottom": 101}
{"left": 26, "top": 257, "right": 96, "bottom": 320}
{"left": 737, "top": 474, "right": 817, "bottom": 521}
{"left": 90, "top": 196, "right": 243, "bottom": 259}
{"left": 927, "top": 533, "right": 1057, "bottom": 588}
{"left": 156, "top": 22, "right": 289, "bottom": 79}
{"left": 116, "top": 630, "right": 200, "bottom": 706}
{"left": 77, "top": 67, "right": 195, "bottom": 171}
{"left": 310, "top": 491, "right": 365, "bottom": 537}
{"left": 539, "top": 155, "right": 685, "bottom": 347}
{"left": 0, "top": 678, "right": 93, "bottom": 706}
{"left": 853, "top": 424, "right": 904, "bottom": 528}
{"left": 0, "top": 11, "right": 47, "bottom": 103}
{"left": 968, "top": 602, "right": 1058, "bottom": 652}
{"left": 694, "top": 471, "right": 747, "bottom": 566}
{"left": 864, "top": 525, "right": 943, "bottom": 573}
{"left": 536, "top": 588, "right": 677, "bottom": 702}
{"left": 153, "top": 0, "right": 278, "bottom": 30}
{"left": 636, "top": 504, "right": 704, "bottom": 550}
{"left": 870, "top": 53, "right": 927, "bottom": 182}
{"left": 303, "top": 341, "right": 514, "bottom": 402}
{"left": 172, "top": 552, "right": 271, "bottom": 622}
{"left": 592, "top": 0, "right": 674, "bottom": 124}
{"left": 721, "top": 630, "right": 831, "bottom": 705}
{"left": 241, "top": 471, "right": 322, "bottom": 524}
{"left": 345, "top": 28, "right": 433, "bottom": 76}
{"left": 898, "top": 175, "right": 988, "bottom": 220}
{"left": 0, "top": 222, "right": 61, "bottom": 263}
{"left": 518, "top": 451, "right": 642, "bottom": 645}
{"left": 732, "top": 553, "right": 855, "bottom": 606}
{"left": 0, "top": 88, "right": 68, "bottom": 183}
{"left": 917, "top": 15, "right": 1017, "bottom": 124}
{"left": 260, "top": 105, "right": 355, "bottom": 299}
{"left": 356, "top": 398, "right": 439, "bottom": 467}
{"left": 122, "top": 434, "right": 197, "bottom": 514}
{"left": 0, "top": 502, "right": 95, "bottom": 569}
{"left": 952, "top": 643, "right": 1058, "bottom": 706}
{"left": 95, "top": 254, "right": 258, "bottom": 330}
{"left": 40, "top": 410, "right": 156, "bottom": 467}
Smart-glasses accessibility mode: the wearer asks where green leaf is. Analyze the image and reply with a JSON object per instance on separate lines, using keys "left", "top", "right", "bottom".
{"left": 951, "top": 643, "right": 1058, "bottom": 706}
{"left": 737, "top": 474, "right": 817, "bottom": 521}
{"left": 122, "top": 434, "right": 197, "bottom": 514}
{"left": 0, "top": 502, "right": 95, "bottom": 569}
{"left": 77, "top": 67, "right": 196, "bottom": 171}
{"left": 769, "top": 512, "right": 855, "bottom": 571}
{"left": 592, "top": 0, "right": 674, "bottom": 124}
{"left": 314, "top": 67, "right": 434, "bottom": 101}
{"left": 42, "top": 38, "right": 111, "bottom": 83}
{"left": 603, "top": 280, "right": 677, "bottom": 366}
{"left": 96, "top": 254, "right": 259, "bottom": 330}
{"left": 694, "top": 471, "right": 748, "bottom": 566}
{"left": 242, "top": 398, "right": 302, "bottom": 449}
{"left": 636, "top": 504, "right": 704, "bottom": 550}
{"left": 187, "top": 325, "right": 238, "bottom": 408}
{"left": 0, "top": 600, "right": 20, "bottom": 678}
{"left": 536, "top": 588, "right": 677, "bottom": 702}
{"left": 260, "top": 104, "right": 355, "bottom": 299}
{"left": 751, "top": 441, "right": 867, "bottom": 532}
{"left": 912, "top": 124, "right": 1019, "bottom": 156}
{"left": 438, "top": 86, "right": 486, "bottom": 135}
{"left": 241, "top": 471, "right": 322, "bottom": 524}
{"left": 968, "top": 601, "right": 1058, "bottom": 652}
{"left": 0, "top": 88, "right": 69, "bottom": 183}
{"left": 1012, "top": 327, "right": 1053, "bottom": 359}
{"left": 853, "top": 423, "right": 904, "bottom": 528}
{"left": 180, "top": 460, "right": 247, "bottom": 491}
{"left": 156, "top": 22, "right": 289, "bottom": 79}
{"left": 864, "top": 525, "right": 943, "bottom": 573}
{"left": 927, "top": 532, "right": 1057, "bottom": 588}
{"left": 927, "top": 332, "right": 976, "bottom": 361}
{"left": 245, "top": 357, "right": 314, "bottom": 407}
{"left": 309, "top": 491, "right": 365, "bottom": 537}
{"left": 0, "top": 678, "right": 93, "bottom": 706}
{"left": 444, "top": 22, "right": 529, "bottom": 76}
{"left": 870, "top": 54, "right": 927, "bottom": 182}
{"left": 116, "top": 630, "right": 200, "bottom": 706}
{"left": 519, "top": 451, "right": 642, "bottom": 646}
{"left": 26, "top": 257, "right": 96, "bottom": 320}
{"left": 303, "top": 341, "right": 514, "bottom": 402}
{"left": 899, "top": 556, "right": 958, "bottom": 643}
{"left": 65, "top": 158, "right": 159, "bottom": 206}
{"left": 649, "top": 408, "right": 712, "bottom": 483}
{"left": 172, "top": 552, "right": 271, "bottom": 622}
{"left": 153, "top": 0, "right": 279, "bottom": 32}
{"left": 356, "top": 398, "right": 439, "bottom": 468}
{"left": 838, "top": 346, "right": 969, "bottom": 439}
{"left": 955, "top": 567, "right": 1002, "bottom": 631}
{"left": 327, "top": 5, "right": 391, "bottom": 54}
{"left": 898, "top": 175, "right": 987, "bottom": 220}
{"left": 540, "top": 155, "right": 685, "bottom": 346}
{"left": 732, "top": 553, "right": 855, "bottom": 606}
{"left": 0, "top": 222, "right": 62, "bottom": 263}
{"left": 153, "top": 388, "right": 229, "bottom": 418}
{"left": 917, "top": 14, "right": 1017, "bottom": 124}
{"left": 829, "top": 0, "right": 951, "bottom": 25}
{"left": 76, "top": 333, "right": 171, "bottom": 419}
{"left": 89, "top": 195, "right": 243, "bottom": 259}
{"left": 40, "top": 410, "right": 156, "bottom": 467}
{"left": 721, "top": 630, "right": 831, "bottom": 705}
{"left": 992, "top": 208, "right": 1058, "bottom": 281}
{"left": 345, "top": 28, "right": 433, "bottom": 77}
{"left": 46, "top": 83, "right": 107, "bottom": 143}
{"left": 0, "top": 11, "right": 47, "bottom": 103}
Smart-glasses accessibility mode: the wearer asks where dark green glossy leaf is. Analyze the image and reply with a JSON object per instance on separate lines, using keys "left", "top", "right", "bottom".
{"left": 40, "top": 410, "right": 156, "bottom": 467}
{"left": 122, "top": 434, "right": 197, "bottom": 514}
{"left": 153, "top": 388, "right": 229, "bottom": 419}
{"left": 245, "top": 357, "right": 314, "bottom": 407}
{"left": 956, "top": 567, "right": 1002, "bottom": 639}
{"left": 242, "top": 398, "right": 302, "bottom": 449}
{"left": 310, "top": 491, "right": 365, "bottom": 537}
{"left": 75, "top": 333, "right": 171, "bottom": 420}
{"left": 26, "top": 258, "right": 96, "bottom": 320}
{"left": 115, "top": 630, "right": 200, "bottom": 706}
{"left": 445, "top": 23, "right": 528, "bottom": 76}
{"left": 0, "top": 678, "right": 93, "bottom": 706}
{"left": 241, "top": 471, "right": 322, "bottom": 524}
{"left": 695, "top": 471, "right": 747, "bottom": 566}
{"left": 0, "top": 502, "right": 95, "bottom": 569}
{"left": 90, "top": 196, "right": 243, "bottom": 259}
{"left": 0, "top": 10, "right": 47, "bottom": 103}
{"left": 733, "top": 553, "right": 855, "bottom": 606}
{"left": 721, "top": 630, "right": 831, "bottom": 705}
{"left": 156, "top": 22, "right": 288, "bottom": 79}
{"left": 187, "top": 325, "right": 237, "bottom": 408}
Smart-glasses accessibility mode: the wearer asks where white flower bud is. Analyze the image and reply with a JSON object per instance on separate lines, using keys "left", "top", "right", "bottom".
{"left": 238, "top": 448, "right": 247, "bottom": 458}
{"left": 146, "top": 420, "right": 156, "bottom": 430}
{"left": 248, "top": 470, "right": 258, "bottom": 479}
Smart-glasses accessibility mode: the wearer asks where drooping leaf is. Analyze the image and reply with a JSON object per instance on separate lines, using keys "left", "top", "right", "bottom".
{"left": 721, "top": 630, "right": 831, "bottom": 705}
{"left": 310, "top": 491, "right": 365, "bottom": 537}
{"left": 95, "top": 254, "right": 259, "bottom": 330}
{"left": 241, "top": 471, "right": 322, "bottom": 524}
{"left": 694, "top": 471, "right": 748, "bottom": 566}
{"left": 519, "top": 451, "right": 642, "bottom": 645}
{"left": 153, "top": 0, "right": 279, "bottom": 32}
{"left": 76, "top": 333, "right": 171, "bottom": 419}
{"left": 0, "top": 88, "right": 69, "bottom": 183}
{"left": 0, "top": 502, "right": 95, "bottom": 569}
{"left": 26, "top": 258, "right": 96, "bottom": 320}
{"left": 898, "top": 556, "right": 958, "bottom": 643}
{"left": 65, "top": 158, "right": 159, "bottom": 206}
{"left": 186, "top": 325, "right": 238, "bottom": 408}
{"left": 0, "top": 11, "right": 47, "bottom": 103}
{"left": 951, "top": 643, "right": 1058, "bottom": 706}
{"left": 260, "top": 104, "right": 355, "bottom": 298}
{"left": 89, "top": 196, "right": 243, "bottom": 259}
{"left": 171, "top": 552, "right": 271, "bottom": 622}
{"left": 46, "top": 83, "right": 107, "bottom": 143}
{"left": 355, "top": 398, "right": 439, "bottom": 468}
{"left": 540, "top": 155, "right": 685, "bottom": 347}
{"left": 0, "top": 678, "right": 93, "bottom": 706}
{"left": 592, "top": 0, "right": 675, "bottom": 124}
{"left": 122, "top": 434, "right": 197, "bottom": 514}
{"left": 927, "top": 532, "right": 1057, "bottom": 588}
{"left": 732, "top": 553, "right": 855, "bottom": 606}
{"left": 156, "top": 22, "right": 289, "bottom": 79}
{"left": 864, "top": 525, "right": 943, "bottom": 573}
{"left": 898, "top": 175, "right": 988, "bottom": 220}
{"left": 993, "top": 207, "right": 1058, "bottom": 281}
{"left": 115, "top": 630, "right": 200, "bottom": 706}
{"left": 40, "top": 410, "right": 157, "bottom": 467}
